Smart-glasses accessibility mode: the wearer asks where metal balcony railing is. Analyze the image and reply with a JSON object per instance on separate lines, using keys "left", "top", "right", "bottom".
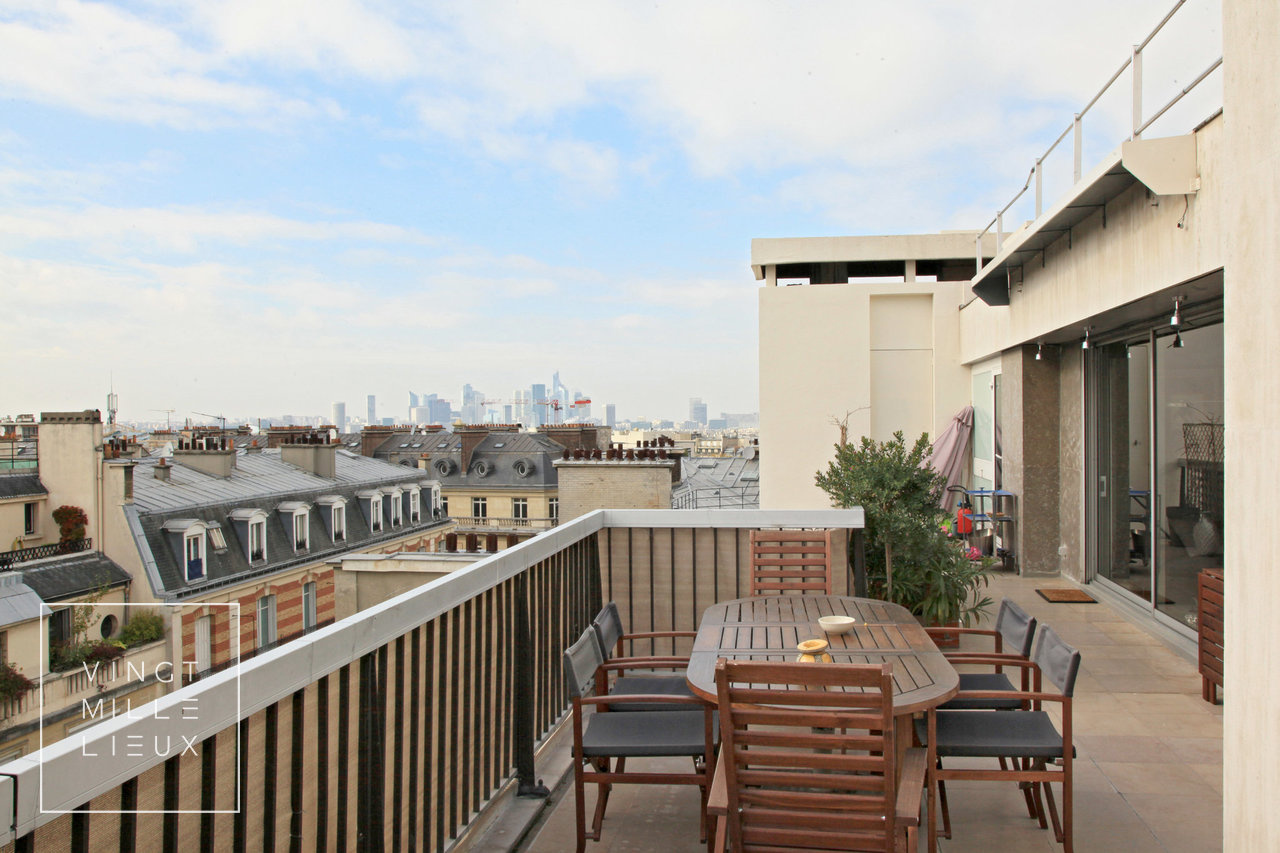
{"left": 452, "top": 515, "right": 558, "bottom": 531}
{"left": 975, "top": 0, "right": 1223, "bottom": 268}
{"left": 0, "top": 537, "right": 92, "bottom": 570}
{"left": 0, "top": 508, "right": 863, "bottom": 851}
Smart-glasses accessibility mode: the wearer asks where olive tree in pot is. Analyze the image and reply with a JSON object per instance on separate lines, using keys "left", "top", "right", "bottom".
{"left": 815, "top": 430, "right": 992, "bottom": 632}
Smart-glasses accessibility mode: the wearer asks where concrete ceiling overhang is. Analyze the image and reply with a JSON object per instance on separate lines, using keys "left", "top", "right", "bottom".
{"left": 971, "top": 134, "right": 1198, "bottom": 306}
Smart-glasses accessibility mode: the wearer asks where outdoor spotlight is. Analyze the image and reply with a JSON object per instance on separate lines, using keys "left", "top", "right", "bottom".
{"left": 1035, "top": 343, "right": 1043, "bottom": 361}
{"left": 1171, "top": 297, "right": 1182, "bottom": 327}
{"left": 1081, "top": 329, "right": 1091, "bottom": 350}
{"left": 1172, "top": 331, "right": 1185, "bottom": 348}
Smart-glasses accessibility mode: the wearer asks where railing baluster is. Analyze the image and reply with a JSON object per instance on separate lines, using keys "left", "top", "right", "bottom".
{"left": 316, "top": 675, "right": 329, "bottom": 853}
{"left": 290, "top": 690, "right": 304, "bottom": 853}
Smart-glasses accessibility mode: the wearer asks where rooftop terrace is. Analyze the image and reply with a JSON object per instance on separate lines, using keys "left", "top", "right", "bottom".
{"left": 0, "top": 510, "right": 1219, "bottom": 852}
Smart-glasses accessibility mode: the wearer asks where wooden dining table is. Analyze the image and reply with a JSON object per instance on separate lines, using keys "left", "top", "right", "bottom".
{"left": 685, "top": 594, "right": 959, "bottom": 716}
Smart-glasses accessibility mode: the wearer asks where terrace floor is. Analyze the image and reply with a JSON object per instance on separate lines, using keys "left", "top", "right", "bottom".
{"left": 518, "top": 573, "right": 1223, "bottom": 852}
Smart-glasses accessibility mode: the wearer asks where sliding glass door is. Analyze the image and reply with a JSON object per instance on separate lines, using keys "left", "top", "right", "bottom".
{"left": 1087, "top": 317, "right": 1224, "bottom": 632}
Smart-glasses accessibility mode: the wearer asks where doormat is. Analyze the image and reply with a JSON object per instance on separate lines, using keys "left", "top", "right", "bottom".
{"left": 1036, "top": 588, "right": 1096, "bottom": 603}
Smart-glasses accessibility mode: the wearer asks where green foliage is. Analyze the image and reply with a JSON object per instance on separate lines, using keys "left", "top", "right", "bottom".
{"left": 815, "top": 430, "right": 992, "bottom": 625}
{"left": 51, "top": 505, "right": 89, "bottom": 543}
{"left": 120, "top": 610, "right": 166, "bottom": 647}
{"left": 0, "top": 662, "right": 35, "bottom": 700}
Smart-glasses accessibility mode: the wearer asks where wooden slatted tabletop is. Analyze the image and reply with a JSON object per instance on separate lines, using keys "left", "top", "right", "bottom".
{"left": 686, "top": 595, "right": 959, "bottom": 716}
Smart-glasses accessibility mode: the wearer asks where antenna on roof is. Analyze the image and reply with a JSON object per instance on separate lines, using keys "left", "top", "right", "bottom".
{"left": 150, "top": 409, "right": 175, "bottom": 430}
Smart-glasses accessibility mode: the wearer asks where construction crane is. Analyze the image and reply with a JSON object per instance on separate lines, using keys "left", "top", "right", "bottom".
{"left": 192, "top": 411, "right": 227, "bottom": 433}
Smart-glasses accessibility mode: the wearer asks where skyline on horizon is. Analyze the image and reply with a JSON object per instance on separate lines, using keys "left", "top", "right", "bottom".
{"left": 4, "top": 1, "right": 1221, "bottom": 420}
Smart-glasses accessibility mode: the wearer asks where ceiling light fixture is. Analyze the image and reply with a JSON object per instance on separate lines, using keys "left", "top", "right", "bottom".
{"left": 1081, "top": 328, "right": 1091, "bottom": 350}
{"left": 1035, "top": 342, "right": 1043, "bottom": 361}
{"left": 1171, "top": 297, "right": 1182, "bottom": 328}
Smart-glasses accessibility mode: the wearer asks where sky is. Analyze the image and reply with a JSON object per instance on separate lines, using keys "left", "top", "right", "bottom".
{"left": 2, "top": 0, "right": 1222, "bottom": 426}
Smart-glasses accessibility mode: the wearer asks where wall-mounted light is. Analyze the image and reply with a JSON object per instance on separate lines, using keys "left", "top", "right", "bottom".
{"left": 1081, "top": 328, "right": 1091, "bottom": 350}
{"left": 1171, "top": 297, "right": 1182, "bottom": 328}
{"left": 1035, "top": 342, "right": 1043, "bottom": 361}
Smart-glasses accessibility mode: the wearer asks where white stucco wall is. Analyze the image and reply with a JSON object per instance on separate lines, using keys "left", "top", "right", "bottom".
{"left": 959, "top": 120, "right": 1226, "bottom": 366}
{"left": 1221, "top": 0, "right": 1280, "bottom": 847}
{"left": 758, "top": 279, "right": 970, "bottom": 509}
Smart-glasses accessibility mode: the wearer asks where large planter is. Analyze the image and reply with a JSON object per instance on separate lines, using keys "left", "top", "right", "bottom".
{"left": 919, "top": 617, "right": 961, "bottom": 649}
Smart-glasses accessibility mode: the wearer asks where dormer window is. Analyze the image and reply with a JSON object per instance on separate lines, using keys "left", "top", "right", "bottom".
{"left": 293, "top": 511, "right": 309, "bottom": 551}
{"left": 229, "top": 508, "right": 270, "bottom": 563}
{"left": 317, "top": 495, "right": 347, "bottom": 542}
{"left": 163, "top": 519, "right": 214, "bottom": 581}
{"left": 277, "top": 502, "right": 312, "bottom": 552}
{"left": 184, "top": 533, "right": 205, "bottom": 580}
{"left": 249, "top": 519, "right": 267, "bottom": 562}
{"left": 388, "top": 488, "right": 403, "bottom": 527}
{"left": 355, "top": 490, "right": 384, "bottom": 532}
{"left": 409, "top": 489, "right": 421, "bottom": 523}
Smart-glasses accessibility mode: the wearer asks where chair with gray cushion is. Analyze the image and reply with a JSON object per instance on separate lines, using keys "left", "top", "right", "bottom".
{"left": 564, "top": 627, "right": 717, "bottom": 853}
{"left": 592, "top": 601, "right": 698, "bottom": 709}
{"left": 916, "top": 625, "right": 1082, "bottom": 853}
{"left": 929, "top": 598, "right": 1037, "bottom": 710}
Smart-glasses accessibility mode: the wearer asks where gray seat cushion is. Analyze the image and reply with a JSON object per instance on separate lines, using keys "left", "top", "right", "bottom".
{"left": 582, "top": 709, "right": 717, "bottom": 758}
{"left": 916, "top": 710, "right": 1066, "bottom": 759}
{"left": 939, "top": 672, "right": 1025, "bottom": 710}
{"left": 610, "top": 675, "right": 697, "bottom": 711}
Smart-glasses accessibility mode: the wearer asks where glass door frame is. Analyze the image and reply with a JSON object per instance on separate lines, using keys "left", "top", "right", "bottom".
{"left": 1085, "top": 328, "right": 1158, "bottom": 617}
{"left": 1085, "top": 307, "right": 1224, "bottom": 639}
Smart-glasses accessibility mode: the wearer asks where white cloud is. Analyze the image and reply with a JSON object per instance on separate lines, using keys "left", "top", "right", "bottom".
{"left": 0, "top": 205, "right": 440, "bottom": 253}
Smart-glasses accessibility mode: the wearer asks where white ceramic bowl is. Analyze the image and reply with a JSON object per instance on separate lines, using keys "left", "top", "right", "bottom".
{"left": 818, "top": 615, "right": 856, "bottom": 635}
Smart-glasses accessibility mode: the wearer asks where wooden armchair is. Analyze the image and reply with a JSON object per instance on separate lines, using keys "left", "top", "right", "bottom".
{"left": 916, "top": 625, "right": 1082, "bottom": 853}
{"left": 748, "top": 528, "right": 836, "bottom": 595}
{"left": 709, "top": 659, "right": 925, "bottom": 853}
{"left": 563, "top": 628, "right": 717, "bottom": 853}
{"left": 590, "top": 601, "right": 698, "bottom": 708}
{"left": 927, "top": 598, "right": 1038, "bottom": 710}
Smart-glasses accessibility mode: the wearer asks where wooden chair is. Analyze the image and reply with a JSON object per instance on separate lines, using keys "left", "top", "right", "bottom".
{"left": 591, "top": 601, "right": 698, "bottom": 708}
{"left": 929, "top": 598, "right": 1038, "bottom": 710}
{"left": 563, "top": 628, "right": 717, "bottom": 853}
{"left": 709, "top": 659, "right": 925, "bottom": 853}
{"left": 748, "top": 528, "right": 836, "bottom": 595}
{"left": 916, "top": 625, "right": 1082, "bottom": 853}
{"left": 926, "top": 599, "right": 1039, "bottom": 838}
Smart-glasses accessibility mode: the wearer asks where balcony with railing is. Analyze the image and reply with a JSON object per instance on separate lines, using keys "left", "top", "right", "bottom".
{"left": 0, "top": 538, "right": 92, "bottom": 570}
{"left": 451, "top": 515, "right": 558, "bottom": 533}
{"left": 0, "top": 509, "right": 864, "bottom": 850}
{"left": 0, "top": 639, "right": 169, "bottom": 732}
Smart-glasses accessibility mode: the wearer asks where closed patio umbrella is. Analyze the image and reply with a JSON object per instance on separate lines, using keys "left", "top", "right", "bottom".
{"left": 925, "top": 406, "right": 973, "bottom": 511}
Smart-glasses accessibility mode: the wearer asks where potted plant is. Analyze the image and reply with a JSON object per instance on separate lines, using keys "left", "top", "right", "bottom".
{"left": 0, "top": 662, "right": 35, "bottom": 703}
{"left": 815, "top": 430, "right": 993, "bottom": 636}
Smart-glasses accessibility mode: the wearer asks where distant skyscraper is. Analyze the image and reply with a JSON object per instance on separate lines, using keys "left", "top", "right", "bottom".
{"left": 690, "top": 398, "right": 708, "bottom": 426}
{"left": 332, "top": 402, "right": 347, "bottom": 433}
{"left": 605, "top": 404, "right": 616, "bottom": 428}
{"left": 367, "top": 395, "right": 376, "bottom": 425}
{"left": 531, "top": 383, "right": 548, "bottom": 428}
{"left": 408, "top": 391, "right": 419, "bottom": 419}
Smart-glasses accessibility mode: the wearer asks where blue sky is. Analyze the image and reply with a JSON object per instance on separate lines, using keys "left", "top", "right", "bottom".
{"left": 2, "top": 0, "right": 1221, "bottom": 425}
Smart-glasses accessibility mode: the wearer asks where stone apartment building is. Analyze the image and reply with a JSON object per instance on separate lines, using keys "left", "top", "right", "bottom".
{"left": 0, "top": 411, "right": 451, "bottom": 757}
